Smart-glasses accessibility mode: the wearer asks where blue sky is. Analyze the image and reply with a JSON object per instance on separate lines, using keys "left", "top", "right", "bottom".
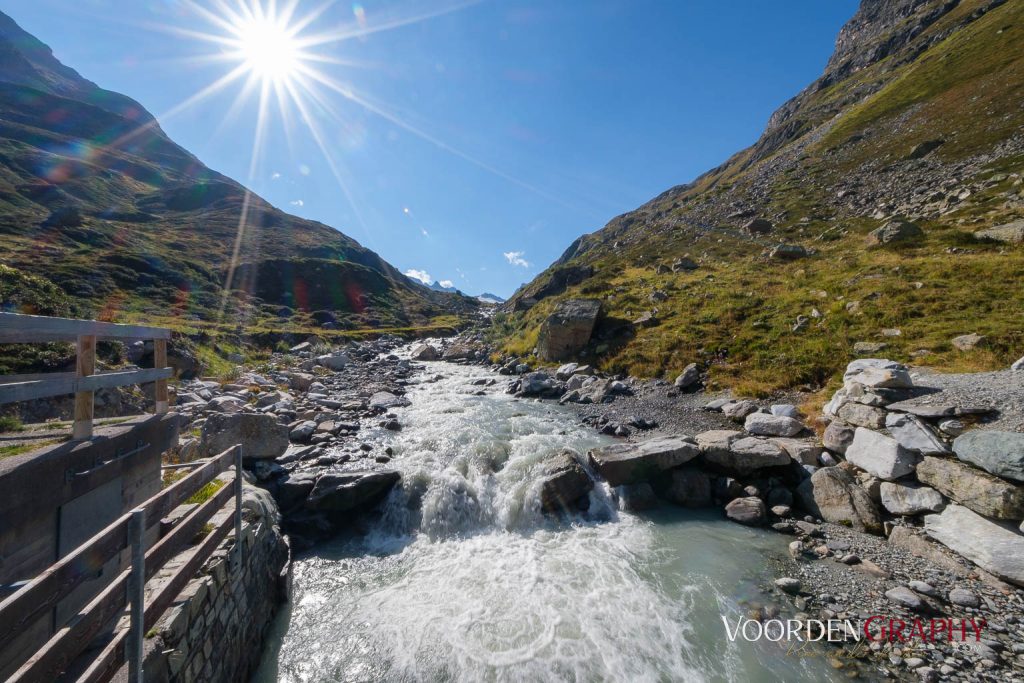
{"left": 5, "top": 0, "right": 857, "bottom": 298}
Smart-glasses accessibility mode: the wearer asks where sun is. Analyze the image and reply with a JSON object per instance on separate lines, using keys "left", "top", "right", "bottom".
{"left": 230, "top": 16, "right": 304, "bottom": 84}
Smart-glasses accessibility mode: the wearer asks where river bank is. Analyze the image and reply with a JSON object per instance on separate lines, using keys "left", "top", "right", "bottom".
{"left": 169, "top": 334, "right": 1023, "bottom": 681}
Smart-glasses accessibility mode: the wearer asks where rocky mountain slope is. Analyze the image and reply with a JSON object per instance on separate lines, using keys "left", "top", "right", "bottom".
{"left": 499, "top": 0, "right": 1024, "bottom": 395}
{"left": 0, "top": 10, "right": 475, "bottom": 332}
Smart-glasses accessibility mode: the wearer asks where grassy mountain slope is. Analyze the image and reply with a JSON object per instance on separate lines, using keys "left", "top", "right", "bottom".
{"left": 0, "top": 10, "right": 476, "bottom": 333}
{"left": 497, "top": 0, "right": 1024, "bottom": 395}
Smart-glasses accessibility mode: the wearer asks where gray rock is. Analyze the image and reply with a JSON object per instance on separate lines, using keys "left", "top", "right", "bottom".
{"left": 885, "top": 586, "right": 925, "bottom": 611}
{"left": 700, "top": 434, "right": 791, "bottom": 475}
{"left": 774, "top": 577, "right": 801, "bottom": 594}
{"left": 938, "top": 419, "right": 965, "bottom": 437}
{"left": 866, "top": 218, "right": 923, "bottom": 246}
{"left": 411, "top": 344, "right": 440, "bottom": 361}
{"left": 769, "top": 244, "right": 808, "bottom": 260}
{"left": 316, "top": 352, "right": 350, "bottom": 370}
{"left": 742, "top": 218, "right": 773, "bottom": 235}
{"left": 853, "top": 341, "right": 888, "bottom": 355}
{"left": 538, "top": 450, "right": 593, "bottom": 513}
{"left": 671, "top": 257, "right": 699, "bottom": 271}
{"left": 880, "top": 482, "right": 945, "bottom": 515}
{"left": 208, "top": 395, "right": 246, "bottom": 413}
{"left": 947, "top": 588, "right": 980, "bottom": 608}
{"left": 289, "top": 420, "right": 317, "bottom": 442}
{"left": 588, "top": 435, "right": 699, "bottom": 486}
{"left": 837, "top": 402, "right": 887, "bottom": 429}
{"left": 673, "top": 363, "right": 700, "bottom": 390}
{"left": 703, "top": 398, "right": 733, "bottom": 411}
{"left": 885, "top": 413, "right": 950, "bottom": 455}
{"left": 664, "top": 467, "right": 712, "bottom": 507}
{"left": 976, "top": 219, "right": 1024, "bottom": 244}
{"left": 770, "top": 404, "right": 800, "bottom": 418}
{"left": 744, "top": 413, "right": 804, "bottom": 437}
{"left": 369, "top": 391, "right": 411, "bottom": 410}
{"left": 916, "top": 456, "right": 1024, "bottom": 520}
{"left": 725, "top": 496, "right": 766, "bottom": 525}
{"left": 770, "top": 438, "right": 823, "bottom": 466}
{"left": 908, "top": 581, "right": 937, "bottom": 597}
{"left": 953, "top": 430, "right": 1024, "bottom": 483}
{"left": 846, "top": 428, "right": 918, "bottom": 480}
{"left": 843, "top": 359, "right": 913, "bottom": 390}
{"left": 796, "top": 467, "right": 882, "bottom": 533}
{"left": 823, "top": 421, "right": 855, "bottom": 455}
{"left": 1012, "top": 356, "right": 1024, "bottom": 372}
{"left": 536, "top": 299, "right": 602, "bottom": 361}
{"left": 616, "top": 483, "right": 659, "bottom": 511}
{"left": 305, "top": 471, "right": 401, "bottom": 513}
{"left": 201, "top": 412, "right": 289, "bottom": 459}
{"left": 555, "top": 363, "right": 579, "bottom": 380}
{"left": 722, "top": 400, "right": 759, "bottom": 422}
{"left": 951, "top": 333, "right": 986, "bottom": 351}
{"left": 924, "top": 504, "right": 1024, "bottom": 586}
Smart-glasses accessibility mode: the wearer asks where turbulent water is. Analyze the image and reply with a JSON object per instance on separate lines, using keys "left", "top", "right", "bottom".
{"left": 254, "top": 360, "right": 842, "bottom": 682}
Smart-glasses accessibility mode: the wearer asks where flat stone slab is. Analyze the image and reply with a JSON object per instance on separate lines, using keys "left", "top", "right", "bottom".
{"left": 925, "top": 504, "right": 1024, "bottom": 587}
{"left": 588, "top": 435, "right": 698, "bottom": 486}
{"left": 953, "top": 430, "right": 1024, "bottom": 483}
{"left": 845, "top": 427, "right": 918, "bottom": 480}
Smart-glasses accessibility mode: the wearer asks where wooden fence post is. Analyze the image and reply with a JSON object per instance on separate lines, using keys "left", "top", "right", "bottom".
{"left": 153, "top": 339, "right": 169, "bottom": 414}
{"left": 72, "top": 334, "right": 96, "bottom": 440}
{"left": 127, "top": 508, "right": 146, "bottom": 683}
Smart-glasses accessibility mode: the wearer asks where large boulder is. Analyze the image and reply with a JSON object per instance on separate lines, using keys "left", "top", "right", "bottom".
{"left": 953, "top": 430, "right": 1024, "bottom": 483}
{"left": 663, "top": 467, "right": 712, "bottom": 507}
{"left": 796, "top": 466, "right": 882, "bottom": 533}
{"left": 588, "top": 435, "right": 699, "bottom": 486}
{"left": 866, "top": 218, "right": 923, "bottom": 246}
{"left": 770, "top": 438, "right": 823, "bottom": 466}
{"left": 823, "top": 421, "right": 856, "bottom": 455}
{"left": 744, "top": 413, "right": 803, "bottom": 437}
{"left": 836, "top": 403, "right": 887, "bottom": 429}
{"left": 201, "top": 412, "right": 289, "bottom": 460}
{"left": 411, "top": 344, "right": 440, "bottom": 361}
{"left": 976, "top": 219, "right": 1024, "bottom": 244}
{"left": 842, "top": 359, "right": 913, "bottom": 390}
{"left": 316, "top": 352, "right": 349, "bottom": 371}
{"left": 673, "top": 363, "right": 700, "bottom": 390}
{"left": 845, "top": 428, "right": 918, "bottom": 480}
{"left": 725, "top": 497, "right": 766, "bottom": 525}
{"left": 879, "top": 482, "right": 945, "bottom": 516}
{"left": 698, "top": 432, "right": 791, "bottom": 475}
{"left": 924, "top": 505, "right": 1024, "bottom": 586}
{"left": 369, "top": 391, "right": 411, "bottom": 411}
{"left": 304, "top": 471, "right": 401, "bottom": 513}
{"left": 916, "top": 456, "right": 1024, "bottom": 520}
{"left": 885, "top": 413, "right": 950, "bottom": 455}
{"left": 442, "top": 341, "right": 479, "bottom": 360}
{"left": 537, "top": 450, "right": 593, "bottom": 513}
{"left": 536, "top": 299, "right": 602, "bottom": 361}
{"left": 742, "top": 218, "right": 773, "bottom": 235}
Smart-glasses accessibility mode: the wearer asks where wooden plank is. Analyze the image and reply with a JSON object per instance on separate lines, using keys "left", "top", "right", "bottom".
{"left": 0, "top": 372, "right": 75, "bottom": 386}
{"left": 0, "top": 368, "right": 173, "bottom": 406}
{"left": 75, "top": 513, "right": 236, "bottom": 683}
{"left": 153, "top": 340, "right": 169, "bottom": 414}
{"left": 73, "top": 336, "right": 96, "bottom": 441}
{"left": 0, "top": 313, "right": 171, "bottom": 343}
{"left": 2, "top": 449, "right": 237, "bottom": 681}
{"left": 0, "top": 448, "right": 235, "bottom": 651}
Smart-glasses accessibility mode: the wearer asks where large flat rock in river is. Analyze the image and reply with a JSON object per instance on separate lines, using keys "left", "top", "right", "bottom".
{"left": 588, "top": 435, "right": 698, "bottom": 486}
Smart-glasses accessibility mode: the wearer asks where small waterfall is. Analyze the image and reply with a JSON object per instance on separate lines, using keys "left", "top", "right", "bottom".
{"left": 255, "top": 359, "right": 844, "bottom": 683}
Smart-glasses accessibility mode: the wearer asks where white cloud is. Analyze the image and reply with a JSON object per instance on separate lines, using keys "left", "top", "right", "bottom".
{"left": 290, "top": 199, "right": 304, "bottom": 207}
{"left": 504, "top": 251, "right": 530, "bottom": 268}
{"left": 439, "top": 279, "right": 454, "bottom": 288}
{"left": 271, "top": 172, "right": 282, "bottom": 180}
{"left": 404, "top": 269, "right": 432, "bottom": 284}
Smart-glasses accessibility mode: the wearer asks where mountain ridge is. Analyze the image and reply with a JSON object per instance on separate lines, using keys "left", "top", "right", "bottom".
{"left": 499, "top": 0, "right": 1024, "bottom": 394}
{"left": 0, "top": 9, "right": 475, "bottom": 333}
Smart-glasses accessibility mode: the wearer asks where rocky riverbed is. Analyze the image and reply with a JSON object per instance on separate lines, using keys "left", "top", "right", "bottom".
{"left": 166, "top": 334, "right": 1024, "bottom": 681}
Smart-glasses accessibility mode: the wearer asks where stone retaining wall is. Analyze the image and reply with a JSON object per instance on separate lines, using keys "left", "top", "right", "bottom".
{"left": 141, "top": 484, "right": 290, "bottom": 682}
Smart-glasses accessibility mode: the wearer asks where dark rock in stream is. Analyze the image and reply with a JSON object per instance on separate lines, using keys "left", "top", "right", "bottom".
{"left": 304, "top": 471, "right": 401, "bottom": 513}
{"left": 538, "top": 450, "right": 594, "bottom": 514}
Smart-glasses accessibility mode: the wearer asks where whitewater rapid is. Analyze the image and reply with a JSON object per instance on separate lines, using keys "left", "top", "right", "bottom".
{"left": 254, "top": 360, "right": 842, "bottom": 682}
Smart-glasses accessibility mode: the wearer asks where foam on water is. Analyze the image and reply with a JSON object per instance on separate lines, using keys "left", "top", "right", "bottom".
{"left": 255, "top": 361, "right": 843, "bottom": 682}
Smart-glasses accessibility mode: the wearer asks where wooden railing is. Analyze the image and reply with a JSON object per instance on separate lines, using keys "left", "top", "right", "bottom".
{"left": 0, "top": 313, "right": 173, "bottom": 439}
{"left": 0, "top": 446, "right": 245, "bottom": 682}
